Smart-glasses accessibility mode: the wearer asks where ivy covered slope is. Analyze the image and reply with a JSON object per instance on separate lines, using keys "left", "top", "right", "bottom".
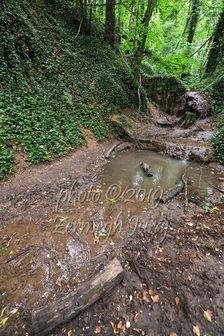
{"left": 0, "top": 0, "right": 139, "bottom": 178}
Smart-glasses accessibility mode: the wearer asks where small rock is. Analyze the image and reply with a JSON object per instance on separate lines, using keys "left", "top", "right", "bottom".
{"left": 140, "top": 162, "right": 153, "bottom": 177}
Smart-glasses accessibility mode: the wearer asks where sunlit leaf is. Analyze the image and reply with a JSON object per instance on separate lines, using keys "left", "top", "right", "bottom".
{"left": 193, "top": 325, "right": 200, "bottom": 336}
{"left": 203, "top": 309, "right": 212, "bottom": 322}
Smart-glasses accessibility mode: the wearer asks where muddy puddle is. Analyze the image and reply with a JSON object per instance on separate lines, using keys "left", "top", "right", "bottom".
{"left": 99, "top": 150, "right": 219, "bottom": 197}
{"left": 0, "top": 150, "right": 222, "bottom": 323}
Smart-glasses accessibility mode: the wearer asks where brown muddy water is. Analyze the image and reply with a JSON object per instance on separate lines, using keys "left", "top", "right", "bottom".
{"left": 0, "top": 150, "right": 222, "bottom": 326}
{"left": 102, "top": 151, "right": 187, "bottom": 190}
{"left": 99, "top": 150, "right": 219, "bottom": 197}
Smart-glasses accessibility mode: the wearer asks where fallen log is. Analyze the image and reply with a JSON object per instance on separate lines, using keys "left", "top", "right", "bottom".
{"left": 105, "top": 142, "right": 133, "bottom": 159}
{"left": 32, "top": 258, "right": 124, "bottom": 336}
{"left": 159, "top": 177, "right": 184, "bottom": 203}
{"left": 105, "top": 142, "right": 121, "bottom": 159}
{"left": 116, "top": 142, "right": 134, "bottom": 153}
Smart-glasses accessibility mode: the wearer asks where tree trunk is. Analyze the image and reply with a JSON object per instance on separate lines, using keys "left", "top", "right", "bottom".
{"left": 205, "top": 10, "right": 224, "bottom": 75}
{"left": 117, "top": 0, "right": 123, "bottom": 46}
{"left": 87, "top": 0, "right": 93, "bottom": 35}
{"left": 77, "top": 0, "right": 88, "bottom": 32}
{"left": 129, "top": 0, "right": 136, "bottom": 30}
{"left": 104, "top": 0, "right": 116, "bottom": 47}
{"left": 32, "top": 259, "right": 124, "bottom": 336}
{"left": 187, "top": 0, "right": 201, "bottom": 44}
{"left": 133, "top": 0, "right": 157, "bottom": 78}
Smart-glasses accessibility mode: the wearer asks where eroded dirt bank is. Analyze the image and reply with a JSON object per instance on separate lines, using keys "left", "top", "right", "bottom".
{"left": 0, "top": 125, "right": 224, "bottom": 336}
{"left": 114, "top": 109, "right": 218, "bottom": 163}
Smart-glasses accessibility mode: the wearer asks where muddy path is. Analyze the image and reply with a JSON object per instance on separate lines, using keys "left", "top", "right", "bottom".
{"left": 0, "top": 138, "right": 117, "bottom": 224}
{"left": 69, "top": 201, "right": 224, "bottom": 336}
{"left": 2, "top": 190, "right": 223, "bottom": 335}
{"left": 0, "top": 121, "right": 224, "bottom": 336}
{"left": 0, "top": 115, "right": 221, "bottom": 224}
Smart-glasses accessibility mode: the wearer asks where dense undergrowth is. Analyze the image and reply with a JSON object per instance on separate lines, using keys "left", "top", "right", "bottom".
{"left": 0, "top": 0, "right": 141, "bottom": 178}
{"left": 208, "top": 75, "right": 224, "bottom": 163}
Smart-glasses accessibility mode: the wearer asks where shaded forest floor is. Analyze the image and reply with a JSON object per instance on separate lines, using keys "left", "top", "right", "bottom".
{"left": 0, "top": 117, "right": 224, "bottom": 336}
{"left": 70, "top": 201, "right": 224, "bottom": 336}
{"left": 1, "top": 1, "right": 224, "bottom": 334}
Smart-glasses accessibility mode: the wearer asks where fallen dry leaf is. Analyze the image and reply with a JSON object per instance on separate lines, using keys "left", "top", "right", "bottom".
{"left": 170, "top": 332, "right": 177, "bottom": 336}
{"left": 117, "top": 320, "right": 122, "bottom": 329}
{"left": 203, "top": 309, "right": 212, "bottom": 322}
{"left": 175, "top": 296, "right": 180, "bottom": 305}
{"left": 193, "top": 325, "right": 200, "bottom": 336}
{"left": 10, "top": 308, "right": 18, "bottom": 315}
{"left": 110, "top": 321, "right": 117, "bottom": 334}
{"left": 67, "top": 330, "right": 73, "bottom": 336}
{"left": 95, "top": 324, "right": 101, "bottom": 334}
{"left": 0, "top": 317, "right": 9, "bottom": 327}
{"left": 158, "top": 256, "right": 166, "bottom": 262}
{"left": 117, "top": 320, "right": 124, "bottom": 330}
{"left": 0, "top": 307, "right": 7, "bottom": 318}
{"left": 142, "top": 290, "right": 150, "bottom": 303}
{"left": 152, "top": 294, "right": 159, "bottom": 303}
{"left": 194, "top": 252, "right": 202, "bottom": 260}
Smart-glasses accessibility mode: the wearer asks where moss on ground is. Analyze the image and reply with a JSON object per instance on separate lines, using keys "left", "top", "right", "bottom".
{"left": 0, "top": 0, "right": 140, "bottom": 178}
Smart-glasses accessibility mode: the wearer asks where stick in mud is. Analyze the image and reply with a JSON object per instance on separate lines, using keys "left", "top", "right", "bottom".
{"left": 159, "top": 177, "right": 184, "bottom": 203}
{"left": 31, "top": 258, "right": 124, "bottom": 336}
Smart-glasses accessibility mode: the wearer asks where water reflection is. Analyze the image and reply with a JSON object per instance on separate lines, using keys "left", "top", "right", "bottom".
{"left": 99, "top": 150, "right": 218, "bottom": 196}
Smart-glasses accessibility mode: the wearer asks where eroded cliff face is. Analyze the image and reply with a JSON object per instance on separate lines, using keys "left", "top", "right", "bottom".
{"left": 142, "top": 75, "right": 188, "bottom": 115}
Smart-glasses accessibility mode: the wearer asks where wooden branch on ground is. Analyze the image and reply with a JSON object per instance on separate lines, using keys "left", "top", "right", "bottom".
{"left": 159, "top": 177, "right": 184, "bottom": 203}
{"left": 32, "top": 258, "right": 124, "bottom": 336}
{"left": 105, "top": 142, "right": 122, "bottom": 159}
{"left": 105, "top": 142, "right": 133, "bottom": 159}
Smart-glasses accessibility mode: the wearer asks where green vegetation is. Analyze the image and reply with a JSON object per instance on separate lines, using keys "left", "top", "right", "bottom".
{"left": 0, "top": 0, "right": 140, "bottom": 177}
{"left": 0, "top": 0, "right": 223, "bottom": 178}
{"left": 208, "top": 76, "right": 224, "bottom": 163}
{"left": 211, "top": 124, "right": 224, "bottom": 164}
